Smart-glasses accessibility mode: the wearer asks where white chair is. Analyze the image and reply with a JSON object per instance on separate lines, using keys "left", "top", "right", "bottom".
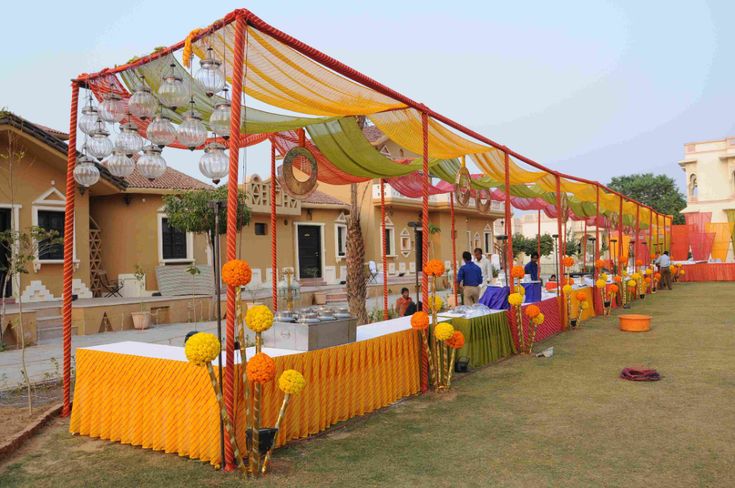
{"left": 366, "top": 261, "right": 379, "bottom": 284}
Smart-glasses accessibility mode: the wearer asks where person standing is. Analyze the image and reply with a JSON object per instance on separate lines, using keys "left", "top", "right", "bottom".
{"left": 655, "top": 251, "right": 672, "bottom": 290}
{"left": 524, "top": 252, "right": 540, "bottom": 281}
{"left": 457, "top": 251, "right": 483, "bottom": 305}
{"left": 473, "top": 248, "right": 494, "bottom": 286}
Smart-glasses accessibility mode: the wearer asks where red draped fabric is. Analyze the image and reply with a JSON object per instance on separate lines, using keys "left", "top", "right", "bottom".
{"left": 671, "top": 225, "right": 690, "bottom": 260}
{"left": 685, "top": 212, "right": 711, "bottom": 234}
{"left": 505, "top": 296, "right": 563, "bottom": 351}
{"left": 678, "top": 263, "right": 735, "bottom": 282}
{"left": 690, "top": 232, "right": 715, "bottom": 261}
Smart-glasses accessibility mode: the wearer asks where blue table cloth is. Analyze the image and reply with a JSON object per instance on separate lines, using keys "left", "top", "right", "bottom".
{"left": 479, "top": 282, "right": 543, "bottom": 309}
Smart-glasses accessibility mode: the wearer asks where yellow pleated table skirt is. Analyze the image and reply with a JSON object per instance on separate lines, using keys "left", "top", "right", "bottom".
{"left": 69, "top": 329, "right": 421, "bottom": 467}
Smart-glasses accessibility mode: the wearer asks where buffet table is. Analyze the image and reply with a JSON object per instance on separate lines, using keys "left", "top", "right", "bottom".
{"left": 446, "top": 312, "right": 516, "bottom": 367}
{"left": 677, "top": 262, "right": 735, "bottom": 282}
{"left": 478, "top": 282, "right": 543, "bottom": 309}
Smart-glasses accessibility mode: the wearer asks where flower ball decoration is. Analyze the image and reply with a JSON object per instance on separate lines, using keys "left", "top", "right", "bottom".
{"left": 511, "top": 265, "right": 525, "bottom": 279}
{"left": 679, "top": 269, "right": 686, "bottom": 276}
{"left": 614, "top": 275, "right": 622, "bottom": 283}
{"left": 600, "top": 273, "right": 608, "bottom": 281}
{"left": 222, "top": 259, "right": 252, "bottom": 287}
{"left": 535, "top": 313, "right": 545, "bottom": 325}
{"left": 645, "top": 268, "right": 652, "bottom": 275}
{"left": 636, "top": 259, "right": 643, "bottom": 266}
{"left": 562, "top": 256, "right": 575, "bottom": 268}
{"left": 424, "top": 259, "right": 446, "bottom": 277}
{"left": 278, "top": 369, "right": 306, "bottom": 395}
{"left": 609, "top": 284, "right": 619, "bottom": 294}
{"left": 430, "top": 295, "right": 444, "bottom": 313}
{"left": 562, "top": 284, "right": 572, "bottom": 295}
{"left": 246, "top": 305, "right": 275, "bottom": 333}
{"left": 627, "top": 279, "right": 637, "bottom": 289}
{"left": 246, "top": 352, "right": 277, "bottom": 384}
{"left": 595, "top": 279, "right": 607, "bottom": 289}
{"left": 644, "top": 277, "right": 651, "bottom": 284}
{"left": 581, "top": 301, "right": 590, "bottom": 310}
{"left": 575, "top": 291, "right": 587, "bottom": 302}
{"left": 562, "top": 277, "right": 575, "bottom": 286}
{"left": 411, "top": 311, "right": 430, "bottom": 330}
{"left": 445, "top": 330, "right": 465, "bottom": 349}
{"left": 594, "top": 258, "right": 607, "bottom": 269}
{"left": 524, "top": 304, "right": 541, "bottom": 319}
{"left": 185, "top": 332, "right": 221, "bottom": 366}
{"left": 515, "top": 285, "right": 525, "bottom": 296}
{"left": 508, "top": 292, "right": 523, "bottom": 307}
{"left": 434, "top": 322, "right": 455, "bottom": 341}
{"left": 654, "top": 272, "right": 661, "bottom": 281}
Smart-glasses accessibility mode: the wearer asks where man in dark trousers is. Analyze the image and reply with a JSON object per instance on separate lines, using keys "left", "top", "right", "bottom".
{"left": 457, "top": 251, "right": 483, "bottom": 305}
{"left": 655, "top": 251, "right": 672, "bottom": 290}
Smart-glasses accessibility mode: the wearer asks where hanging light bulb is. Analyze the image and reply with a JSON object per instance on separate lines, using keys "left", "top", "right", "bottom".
{"left": 137, "top": 145, "right": 167, "bottom": 180}
{"left": 195, "top": 47, "right": 226, "bottom": 97}
{"left": 115, "top": 121, "right": 144, "bottom": 156}
{"left": 99, "top": 92, "right": 128, "bottom": 123}
{"left": 177, "top": 101, "right": 207, "bottom": 150}
{"left": 87, "top": 122, "right": 113, "bottom": 160}
{"left": 79, "top": 97, "right": 100, "bottom": 135}
{"left": 104, "top": 151, "right": 135, "bottom": 178}
{"left": 146, "top": 114, "right": 177, "bottom": 147}
{"left": 128, "top": 85, "right": 158, "bottom": 120}
{"left": 209, "top": 100, "right": 231, "bottom": 137}
{"left": 199, "top": 142, "right": 228, "bottom": 184}
{"left": 74, "top": 155, "right": 101, "bottom": 187}
{"left": 158, "top": 63, "right": 188, "bottom": 109}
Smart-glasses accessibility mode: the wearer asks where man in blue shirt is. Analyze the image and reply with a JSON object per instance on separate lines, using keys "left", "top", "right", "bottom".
{"left": 457, "top": 251, "right": 483, "bottom": 305}
{"left": 654, "top": 251, "right": 672, "bottom": 290}
{"left": 524, "top": 252, "right": 540, "bottom": 281}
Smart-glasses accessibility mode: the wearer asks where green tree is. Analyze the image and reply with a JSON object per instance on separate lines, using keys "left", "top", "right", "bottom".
{"left": 607, "top": 173, "right": 687, "bottom": 224}
{"left": 512, "top": 233, "right": 555, "bottom": 258}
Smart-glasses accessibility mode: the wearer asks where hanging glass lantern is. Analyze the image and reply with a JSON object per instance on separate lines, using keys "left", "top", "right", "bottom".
{"left": 209, "top": 100, "right": 231, "bottom": 137}
{"left": 146, "top": 114, "right": 177, "bottom": 147}
{"left": 87, "top": 125, "right": 113, "bottom": 160}
{"left": 74, "top": 155, "right": 101, "bottom": 187}
{"left": 99, "top": 92, "right": 127, "bottom": 123}
{"left": 128, "top": 86, "right": 158, "bottom": 120}
{"left": 199, "top": 142, "right": 228, "bottom": 184}
{"left": 177, "top": 104, "right": 207, "bottom": 150}
{"left": 158, "top": 63, "right": 188, "bottom": 109}
{"left": 195, "top": 47, "right": 226, "bottom": 97}
{"left": 79, "top": 100, "right": 100, "bottom": 135}
{"left": 104, "top": 151, "right": 135, "bottom": 178}
{"left": 115, "top": 122, "right": 145, "bottom": 156}
{"left": 137, "top": 145, "right": 167, "bottom": 180}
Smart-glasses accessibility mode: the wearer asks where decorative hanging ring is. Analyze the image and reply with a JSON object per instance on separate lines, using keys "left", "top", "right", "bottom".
{"left": 454, "top": 166, "right": 471, "bottom": 207}
{"left": 475, "top": 189, "right": 492, "bottom": 213}
{"left": 281, "top": 146, "right": 318, "bottom": 200}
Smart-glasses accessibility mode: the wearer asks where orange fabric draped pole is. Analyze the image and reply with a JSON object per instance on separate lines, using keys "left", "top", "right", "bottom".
{"left": 420, "top": 111, "right": 429, "bottom": 393}
{"left": 271, "top": 142, "right": 278, "bottom": 312}
{"left": 450, "top": 194, "right": 458, "bottom": 305}
{"left": 503, "top": 152, "right": 512, "bottom": 278}
{"left": 62, "top": 81, "right": 79, "bottom": 417}
{"left": 618, "top": 197, "right": 624, "bottom": 273}
{"left": 380, "top": 179, "right": 388, "bottom": 320}
{"left": 648, "top": 210, "right": 653, "bottom": 261}
{"left": 537, "top": 209, "right": 541, "bottom": 277}
{"left": 634, "top": 205, "right": 640, "bottom": 270}
{"left": 223, "top": 13, "right": 246, "bottom": 471}
{"left": 583, "top": 220, "right": 588, "bottom": 270}
{"left": 555, "top": 175, "right": 564, "bottom": 322}
{"left": 594, "top": 186, "right": 601, "bottom": 314}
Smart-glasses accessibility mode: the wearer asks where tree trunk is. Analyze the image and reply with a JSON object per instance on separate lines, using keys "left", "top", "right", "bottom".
{"left": 15, "top": 274, "right": 32, "bottom": 413}
{"left": 346, "top": 183, "right": 368, "bottom": 324}
{"left": 0, "top": 272, "right": 10, "bottom": 349}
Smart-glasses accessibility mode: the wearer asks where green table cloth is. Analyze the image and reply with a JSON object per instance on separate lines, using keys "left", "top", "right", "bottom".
{"left": 450, "top": 313, "right": 517, "bottom": 368}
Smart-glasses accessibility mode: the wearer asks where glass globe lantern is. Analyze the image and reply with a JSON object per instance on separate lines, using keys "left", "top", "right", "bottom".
{"left": 74, "top": 155, "right": 100, "bottom": 187}
{"left": 146, "top": 114, "right": 177, "bottom": 147}
{"left": 195, "top": 47, "right": 226, "bottom": 97}
{"left": 87, "top": 126, "right": 113, "bottom": 161}
{"left": 115, "top": 122, "right": 144, "bottom": 156}
{"left": 99, "top": 92, "right": 128, "bottom": 123}
{"left": 199, "top": 142, "right": 228, "bottom": 184}
{"left": 104, "top": 151, "right": 135, "bottom": 178}
{"left": 128, "top": 86, "right": 158, "bottom": 120}
{"left": 177, "top": 105, "right": 207, "bottom": 150}
{"left": 209, "top": 100, "right": 231, "bottom": 137}
{"left": 137, "top": 145, "right": 167, "bottom": 180}
{"left": 158, "top": 63, "right": 188, "bottom": 109}
{"left": 79, "top": 101, "right": 100, "bottom": 135}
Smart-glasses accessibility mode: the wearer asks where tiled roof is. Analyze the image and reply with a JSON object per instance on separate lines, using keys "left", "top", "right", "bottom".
{"left": 303, "top": 190, "right": 349, "bottom": 207}
{"left": 35, "top": 124, "right": 69, "bottom": 141}
{"left": 124, "top": 167, "right": 212, "bottom": 190}
{"left": 362, "top": 125, "right": 385, "bottom": 144}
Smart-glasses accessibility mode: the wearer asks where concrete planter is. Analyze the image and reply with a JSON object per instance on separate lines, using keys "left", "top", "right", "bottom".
{"left": 131, "top": 311, "right": 151, "bottom": 330}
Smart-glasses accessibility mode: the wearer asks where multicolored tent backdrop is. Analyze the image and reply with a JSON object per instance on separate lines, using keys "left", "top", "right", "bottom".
{"left": 61, "top": 7, "right": 673, "bottom": 470}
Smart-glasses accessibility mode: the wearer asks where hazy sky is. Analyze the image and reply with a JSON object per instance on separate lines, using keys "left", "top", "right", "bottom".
{"left": 3, "top": 0, "right": 733, "bottom": 190}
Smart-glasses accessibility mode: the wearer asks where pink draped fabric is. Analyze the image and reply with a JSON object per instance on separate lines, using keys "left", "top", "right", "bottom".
{"left": 670, "top": 225, "right": 690, "bottom": 260}
{"left": 690, "top": 232, "right": 715, "bottom": 261}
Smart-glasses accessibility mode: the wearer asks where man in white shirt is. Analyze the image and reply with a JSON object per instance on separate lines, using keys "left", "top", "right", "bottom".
{"left": 654, "top": 251, "right": 672, "bottom": 290}
{"left": 473, "top": 248, "right": 494, "bottom": 286}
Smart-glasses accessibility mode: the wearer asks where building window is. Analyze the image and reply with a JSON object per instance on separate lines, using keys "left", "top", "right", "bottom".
{"left": 254, "top": 223, "right": 267, "bottom": 235}
{"left": 689, "top": 173, "right": 698, "bottom": 199}
{"left": 484, "top": 231, "right": 493, "bottom": 254}
{"left": 161, "top": 218, "right": 188, "bottom": 261}
{"left": 37, "top": 210, "right": 64, "bottom": 260}
{"left": 383, "top": 227, "right": 396, "bottom": 256}
{"left": 400, "top": 228, "right": 411, "bottom": 256}
{"left": 335, "top": 224, "right": 347, "bottom": 257}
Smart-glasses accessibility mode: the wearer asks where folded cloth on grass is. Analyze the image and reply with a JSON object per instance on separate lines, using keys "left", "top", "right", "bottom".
{"left": 620, "top": 368, "right": 660, "bottom": 381}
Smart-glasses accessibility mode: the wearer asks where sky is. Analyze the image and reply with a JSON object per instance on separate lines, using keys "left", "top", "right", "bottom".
{"left": 2, "top": 0, "right": 734, "bottom": 191}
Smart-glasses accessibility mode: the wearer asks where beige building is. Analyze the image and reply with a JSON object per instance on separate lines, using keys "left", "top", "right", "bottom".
{"left": 679, "top": 137, "right": 735, "bottom": 221}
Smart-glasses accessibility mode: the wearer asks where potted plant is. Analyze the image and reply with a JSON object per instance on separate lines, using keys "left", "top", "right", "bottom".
{"left": 131, "top": 265, "right": 151, "bottom": 330}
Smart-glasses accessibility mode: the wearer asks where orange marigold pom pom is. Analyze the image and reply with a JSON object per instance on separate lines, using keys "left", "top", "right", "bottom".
{"left": 446, "top": 330, "right": 465, "bottom": 350}
{"left": 424, "top": 259, "right": 446, "bottom": 277}
{"left": 246, "top": 352, "right": 276, "bottom": 384}
{"left": 524, "top": 304, "right": 541, "bottom": 319}
{"left": 575, "top": 291, "right": 587, "bottom": 301}
{"left": 609, "top": 284, "right": 619, "bottom": 294}
{"left": 635, "top": 259, "right": 643, "bottom": 266}
{"left": 594, "top": 258, "right": 607, "bottom": 269}
{"left": 410, "top": 311, "right": 429, "bottom": 330}
{"left": 613, "top": 275, "right": 622, "bottom": 283}
{"left": 562, "top": 277, "right": 575, "bottom": 286}
{"left": 562, "top": 256, "right": 575, "bottom": 267}
{"left": 511, "top": 265, "right": 525, "bottom": 279}
{"left": 222, "top": 259, "right": 252, "bottom": 287}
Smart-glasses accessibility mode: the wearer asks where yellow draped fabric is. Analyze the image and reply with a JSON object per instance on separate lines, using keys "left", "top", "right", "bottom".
{"left": 70, "top": 330, "right": 420, "bottom": 467}
{"left": 609, "top": 233, "right": 631, "bottom": 266}
{"left": 705, "top": 222, "right": 733, "bottom": 262}
{"left": 192, "top": 25, "right": 405, "bottom": 116}
{"left": 569, "top": 286, "right": 597, "bottom": 321}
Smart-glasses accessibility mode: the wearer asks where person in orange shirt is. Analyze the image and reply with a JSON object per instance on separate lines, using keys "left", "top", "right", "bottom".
{"left": 395, "top": 287, "right": 413, "bottom": 316}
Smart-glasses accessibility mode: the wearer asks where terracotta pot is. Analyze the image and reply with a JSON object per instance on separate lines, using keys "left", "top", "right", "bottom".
{"left": 131, "top": 311, "right": 151, "bottom": 330}
{"left": 313, "top": 292, "right": 327, "bottom": 305}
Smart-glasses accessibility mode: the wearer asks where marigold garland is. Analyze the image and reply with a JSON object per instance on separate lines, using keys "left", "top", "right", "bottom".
{"left": 222, "top": 259, "right": 253, "bottom": 287}
{"left": 411, "top": 311, "right": 429, "bottom": 330}
{"left": 508, "top": 292, "right": 523, "bottom": 307}
{"left": 434, "top": 322, "right": 455, "bottom": 341}
{"left": 278, "top": 369, "right": 306, "bottom": 395}
{"left": 511, "top": 265, "right": 525, "bottom": 279}
{"left": 184, "top": 332, "right": 220, "bottom": 366}
{"left": 424, "top": 259, "right": 446, "bottom": 277}
{"left": 595, "top": 279, "right": 606, "bottom": 288}
{"left": 246, "top": 305, "right": 274, "bottom": 333}
{"left": 246, "top": 353, "right": 277, "bottom": 384}
{"left": 524, "top": 304, "right": 541, "bottom": 318}
{"left": 446, "top": 330, "right": 465, "bottom": 349}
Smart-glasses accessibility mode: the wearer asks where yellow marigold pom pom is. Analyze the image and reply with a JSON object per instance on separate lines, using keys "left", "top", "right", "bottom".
{"left": 185, "top": 332, "right": 220, "bottom": 366}
{"left": 508, "top": 292, "right": 523, "bottom": 307}
{"left": 434, "top": 322, "right": 455, "bottom": 341}
{"left": 645, "top": 268, "right": 652, "bottom": 275}
{"left": 600, "top": 273, "right": 608, "bottom": 281}
{"left": 278, "top": 369, "right": 306, "bottom": 395}
{"left": 627, "top": 279, "right": 637, "bottom": 288}
{"left": 535, "top": 312, "right": 545, "bottom": 325}
{"left": 595, "top": 279, "right": 606, "bottom": 288}
{"left": 424, "top": 259, "right": 445, "bottom": 277}
{"left": 430, "top": 295, "right": 443, "bottom": 313}
{"left": 245, "top": 305, "right": 274, "bottom": 333}
{"left": 562, "top": 284, "right": 572, "bottom": 295}
{"left": 222, "top": 259, "right": 252, "bottom": 287}
{"left": 246, "top": 352, "right": 276, "bottom": 384}
{"left": 515, "top": 285, "right": 525, "bottom": 296}
{"left": 679, "top": 269, "right": 685, "bottom": 275}
{"left": 410, "top": 311, "right": 429, "bottom": 330}
{"left": 581, "top": 301, "right": 590, "bottom": 310}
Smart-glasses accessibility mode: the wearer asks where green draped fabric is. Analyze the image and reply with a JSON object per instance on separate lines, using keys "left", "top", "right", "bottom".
{"left": 449, "top": 313, "right": 517, "bottom": 368}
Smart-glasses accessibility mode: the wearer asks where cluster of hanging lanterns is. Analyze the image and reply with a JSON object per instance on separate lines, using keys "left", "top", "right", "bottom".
{"left": 74, "top": 46, "right": 231, "bottom": 188}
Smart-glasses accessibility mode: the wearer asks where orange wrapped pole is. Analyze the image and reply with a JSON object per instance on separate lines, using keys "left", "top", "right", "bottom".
{"left": 555, "top": 175, "right": 564, "bottom": 321}
{"left": 594, "top": 185, "right": 601, "bottom": 315}
{"left": 62, "top": 81, "right": 79, "bottom": 417}
{"left": 537, "top": 209, "right": 541, "bottom": 278}
{"left": 583, "top": 220, "right": 588, "bottom": 271}
{"left": 380, "top": 179, "right": 388, "bottom": 320}
{"left": 271, "top": 141, "right": 278, "bottom": 312}
{"left": 648, "top": 209, "right": 653, "bottom": 262}
{"left": 420, "top": 111, "right": 429, "bottom": 393}
{"left": 634, "top": 204, "right": 640, "bottom": 271}
{"left": 450, "top": 194, "right": 458, "bottom": 305}
{"left": 503, "top": 152, "right": 513, "bottom": 277}
{"left": 223, "top": 12, "right": 246, "bottom": 472}
{"left": 618, "top": 197, "right": 624, "bottom": 273}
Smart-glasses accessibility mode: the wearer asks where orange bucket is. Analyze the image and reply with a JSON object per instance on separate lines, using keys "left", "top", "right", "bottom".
{"left": 619, "top": 314, "right": 651, "bottom": 332}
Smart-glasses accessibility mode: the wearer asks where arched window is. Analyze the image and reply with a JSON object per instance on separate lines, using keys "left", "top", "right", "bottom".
{"left": 689, "top": 173, "right": 698, "bottom": 199}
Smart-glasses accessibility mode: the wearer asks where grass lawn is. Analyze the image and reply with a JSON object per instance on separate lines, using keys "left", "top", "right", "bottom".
{"left": 1, "top": 282, "right": 733, "bottom": 487}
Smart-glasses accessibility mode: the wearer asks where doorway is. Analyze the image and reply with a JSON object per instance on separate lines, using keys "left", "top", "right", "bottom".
{"left": 0, "top": 209, "right": 11, "bottom": 298}
{"left": 297, "top": 225, "right": 322, "bottom": 279}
